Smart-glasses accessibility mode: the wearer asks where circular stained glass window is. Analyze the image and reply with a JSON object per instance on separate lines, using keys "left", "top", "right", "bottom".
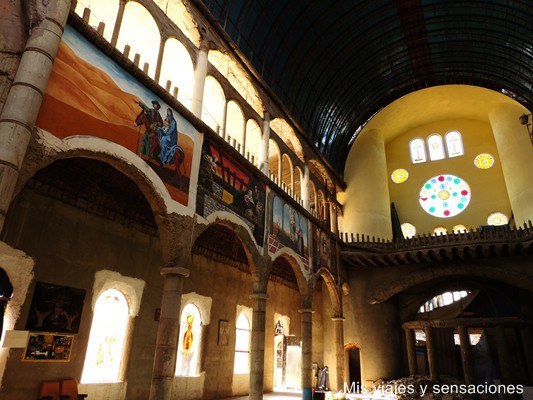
{"left": 391, "top": 169, "right": 409, "bottom": 183}
{"left": 474, "top": 153, "right": 494, "bottom": 169}
{"left": 401, "top": 223, "right": 416, "bottom": 238}
{"left": 419, "top": 174, "right": 471, "bottom": 218}
{"left": 453, "top": 224, "right": 468, "bottom": 233}
{"left": 433, "top": 227, "right": 448, "bottom": 236}
{"left": 487, "top": 212, "right": 508, "bottom": 226}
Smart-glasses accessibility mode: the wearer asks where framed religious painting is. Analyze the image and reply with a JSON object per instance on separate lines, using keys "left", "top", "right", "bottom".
{"left": 218, "top": 320, "right": 229, "bottom": 346}
{"left": 22, "top": 332, "right": 74, "bottom": 362}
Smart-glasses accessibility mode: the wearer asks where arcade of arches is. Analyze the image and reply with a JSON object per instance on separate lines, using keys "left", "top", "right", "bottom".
{"left": 0, "top": 1, "right": 532, "bottom": 400}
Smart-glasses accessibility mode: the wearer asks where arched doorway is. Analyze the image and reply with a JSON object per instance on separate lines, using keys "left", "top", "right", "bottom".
{"left": 345, "top": 343, "right": 361, "bottom": 386}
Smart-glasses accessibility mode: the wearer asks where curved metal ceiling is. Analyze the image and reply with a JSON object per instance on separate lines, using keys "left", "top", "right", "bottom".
{"left": 200, "top": 0, "right": 533, "bottom": 174}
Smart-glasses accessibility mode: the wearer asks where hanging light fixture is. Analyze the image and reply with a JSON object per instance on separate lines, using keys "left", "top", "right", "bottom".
{"left": 519, "top": 113, "right": 532, "bottom": 145}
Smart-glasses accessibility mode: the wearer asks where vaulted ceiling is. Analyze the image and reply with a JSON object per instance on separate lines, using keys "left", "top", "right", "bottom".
{"left": 198, "top": 0, "right": 532, "bottom": 174}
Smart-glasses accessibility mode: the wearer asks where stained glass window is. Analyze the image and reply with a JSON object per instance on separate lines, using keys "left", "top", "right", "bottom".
{"left": 445, "top": 131, "right": 464, "bottom": 157}
{"left": 474, "top": 153, "right": 494, "bottom": 169}
{"left": 82, "top": 289, "right": 129, "bottom": 383}
{"left": 419, "top": 175, "right": 471, "bottom": 218}
{"left": 427, "top": 135, "right": 445, "bottom": 161}
{"left": 234, "top": 312, "right": 251, "bottom": 374}
{"left": 433, "top": 227, "right": 448, "bottom": 235}
{"left": 453, "top": 224, "right": 468, "bottom": 233}
{"left": 401, "top": 223, "right": 416, "bottom": 238}
{"left": 391, "top": 169, "right": 409, "bottom": 183}
{"left": 487, "top": 212, "right": 508, "bottom": 226}
{"left": 409, "top": 138, "right": 427, "bottom": 164}
{"left": 176, "top": 304, "right": 202, "bottom": 376}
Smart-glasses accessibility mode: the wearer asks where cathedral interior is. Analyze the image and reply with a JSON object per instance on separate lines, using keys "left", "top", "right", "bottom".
{"left": 0, "top": 1, "right": 532, "bottom": 399}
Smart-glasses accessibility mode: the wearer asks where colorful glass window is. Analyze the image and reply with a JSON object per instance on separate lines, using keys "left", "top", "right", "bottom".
{"left": 419, "top": 175, "right": 471, "bottom": 218}
{"left": 409, "top": 138, "right": 427, "bottom": 164}
{"left": 82, "top": 289, "right": 129, "bottom": 383}
{"left": 427, "top": 135, "right": 445, "bottom": 161}
{"left": 176, "top": 304, "right": 202, "bottom": 376}
{"left": 487, "top": 212, "right": 508, "bottom": 226}
{"left": 391, "top": 169, "right": 409, "bottom": 183}
{"left": 445, "top": 131, "right": 464, "bottom": 157}
{"left": 433, "top": 227, "right": 448, "bottom": 235}
{"left": 401, "top": 223, "right": 416, "bottom": 238}
{"left": 474, "top": 153, "right": 494, "bottom": 169}
{"left": 452, "top": 224, "right": 468, "bottom": 233}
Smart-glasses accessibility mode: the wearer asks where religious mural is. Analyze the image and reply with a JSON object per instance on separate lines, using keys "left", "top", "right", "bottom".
{"left": 312, "top": 228, "right": 337, "bottom": 276}
{"left": 196, "top": 138, "right": 266, "bottom": 245}
{"left": 270, "top": 196, "right": 308, "bottom": 257}
{"left": 25, "top": 282, "right": 86, "bottom": 334}
{"left": 36, "top": 26, "right": 195, "bottom": 205}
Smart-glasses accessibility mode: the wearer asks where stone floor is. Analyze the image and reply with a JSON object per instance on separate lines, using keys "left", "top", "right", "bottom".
{"left": 219, "top": 390, "right": 302, "bottom": 399}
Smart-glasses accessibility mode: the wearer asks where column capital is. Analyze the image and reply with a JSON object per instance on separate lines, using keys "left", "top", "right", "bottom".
{"left": 298, "top": 308, "right": 314, "bottom": 314}
{"left": 250, "top": 292, "right": 269, "bottom": 300}
{"left": 160, "top": 266, "right": 190, "bottom": 277}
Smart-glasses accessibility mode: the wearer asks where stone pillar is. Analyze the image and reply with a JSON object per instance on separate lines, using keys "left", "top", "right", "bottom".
{"left": 341, "top": 129, "right": 392, "bottom": 239}
{"left": 191, "top": 37, "right": 209, "bottom": 119}
{"left": 458, "top": 325, "right": 474, "bottom": 384}
{"left": 425, "top": 326, "right": 439, "bottom": 381}
{"left": 300, "top": 307, "right": 314, "bottom": 400}
{"left": 110, "top": 0, "right": 126, "bottom": 48}
{"left": 489, "top": 103, "right": 533, "bottom": 226}
{"left": 521, "top": 326, "right": 533, "bottom": 381}
{"left": 154, "top": 39, "right": 166, "bottom": 83}
{"left": 249, "top": 293, "right": 268, "bottom": 400}
{"left": 0, "top": 0, "right": 71, "bottom": 231}
{"left": 404, "top": 328, "right": 417, "bottom": 375}
{"left": 150, "top": 266, "right": 190, "bottom": 400}
{"left": 495, "top": 325, "right": 514, "bottom": 384}
{"left": 301, "top": 164, "right": 310, "bottom": 211}
{"left": 329, "top": 202, "right": 338, "bottom": 234}
{"left": 332, "top": 317, "right": 346, "bottom": 391}
{"left": 259, "top": 111, "right": 270, "bottom": 174}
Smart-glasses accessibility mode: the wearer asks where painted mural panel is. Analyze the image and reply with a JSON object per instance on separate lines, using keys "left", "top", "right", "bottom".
{"left": 36, "top": 26, "right": 195, "bottom": 205}
{"left": 196, "top": 137, "right": 266, "bottom": 245}
{"left": 270, "top": 196, "right": 308, "bottom": 257}
{"left": 312, "top": 227, "right": 337, "bottom": 276}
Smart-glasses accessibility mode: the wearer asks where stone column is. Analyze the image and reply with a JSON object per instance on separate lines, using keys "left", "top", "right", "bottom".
{"left": 425, "top": 326, "right": 439, "bottom": 381}
{"left": 0, "top": 0, "right": 71, "bottom": 231}
{"left": 191, "top": 37, "right": 209, "bottom": 119}
{"left": 521, "top": 326, "right": 533, "bottom": 381}
{"left": 329, "top": 202, "right": 338, "bottom": 234}
{"left": 489, "top": 103, "right": 533, "bottom": 226}
{"left": 110, "top": 0, "right": 126, "bottom": 48}
{"left": 249, "top": 293, "right": 268, "bottom": 400}
{"left": 300, "top": 307, "right": 314, "bottom": 400}
{"left": 332, "top": 317, "right": 346, "bottom": 390}
{"left": 258, "top": 111, "right": 270, "bottom": 174}
{"left": 150, "top": 266, "right": 190, "bottom": 400}
{"left": 154, "top": 39, "right": 166, "bottom": 83}
{"left": 404, "top": 328, "right": 417, "bottom": 375}
{"left": 458, "top": 325, "right": 474, "bottom": 384}
{"left": 495, "top": 325, "right": 514, "bottom": 384}
{"left": 301, "top": 164, "right": 310, "bottom": 211}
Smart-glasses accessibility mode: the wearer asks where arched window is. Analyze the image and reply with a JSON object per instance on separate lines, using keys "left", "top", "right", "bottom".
{"left": 409, "top": 138, "right": 426, "bottom": 164}
{"left": 176, "top": 303, "right": 202, "bottom": 376}
{"left": 245, "top": 119, "right": 262, "bottom": 164}
{"left": 281, "top": 154, "right": 294, "bottom": 193}
{"left": 159, "top": 38, "right": 194, "bottom": 109}
{"left": 82, "top": 289, "right": 129, "bottom": 383}
{"left": 427, "top": 134, "right": 445, "bottom": 161}
{"left": 225, "top": 101, "right": 245, "bottom": 151}
{"left": 116, "top": 2, "right": 160, "bottom": 79}
{"left": 268, "top": 139, "right": 281, "bottom": 183}
{"left": 234, "top": 312, "right": 251, "bottom": 374}
{"left": 74, "top": 0, "right": 119, "bottom": 42}
{"left": 202, "top": 76, "right": 226, "bottom": 133}
{"left": 445, "top": 131, "right": 464, "bottom": 158}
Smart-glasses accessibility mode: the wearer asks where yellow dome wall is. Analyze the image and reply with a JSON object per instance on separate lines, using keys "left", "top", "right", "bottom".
{"left": 386, "top": 119, "right": 511, "bottom": 235}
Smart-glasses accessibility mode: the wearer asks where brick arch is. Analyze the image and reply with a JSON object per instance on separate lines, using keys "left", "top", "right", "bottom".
{"left": 368, "top": 263, "right": 533, "bottom": 304}
{"left": 270, "top": 248, "right": 310, "bottom": 299}
{"left": 316, "top": 267, "right": 341, "bottom": 316}
{"left": 192, "top": 212, "right": 263, "bottom": 278}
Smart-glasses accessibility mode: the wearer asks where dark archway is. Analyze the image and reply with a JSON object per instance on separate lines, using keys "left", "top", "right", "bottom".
{"left": 0, "top": 268, "right": 13, "bottom": 340}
